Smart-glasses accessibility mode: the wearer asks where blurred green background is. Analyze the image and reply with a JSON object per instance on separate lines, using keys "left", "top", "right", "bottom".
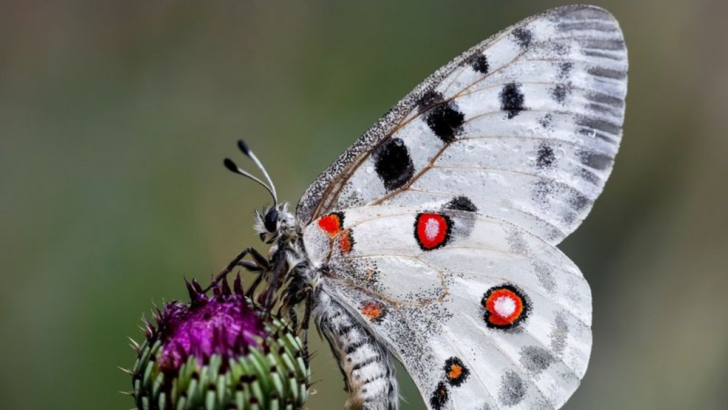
{"left": 2, "top": 0, "right": 727, "bottom": 409}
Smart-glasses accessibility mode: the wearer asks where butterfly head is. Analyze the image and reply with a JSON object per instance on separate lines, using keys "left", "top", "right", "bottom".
{"left": 223, "top": 139, "right": 299, "bottom": 244}
{"left": 254, "top": 203, "right": 295, "bottom": 244}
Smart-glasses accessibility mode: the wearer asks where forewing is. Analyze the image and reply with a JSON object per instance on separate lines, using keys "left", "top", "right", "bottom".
{"left": 297, "top": 5, "right": 627, "bottom": 244}
{"left": 305, "top": 206, "right": 591, "bottom": 410}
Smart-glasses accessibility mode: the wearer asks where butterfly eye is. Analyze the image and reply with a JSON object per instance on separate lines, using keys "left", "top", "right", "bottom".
{"left": 264, "top": 208, "right": 279, "bottom": 232}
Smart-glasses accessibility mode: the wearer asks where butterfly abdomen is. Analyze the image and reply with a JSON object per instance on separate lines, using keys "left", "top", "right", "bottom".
{"left": 314, "top": 285, "right": 398, "bottom": 410}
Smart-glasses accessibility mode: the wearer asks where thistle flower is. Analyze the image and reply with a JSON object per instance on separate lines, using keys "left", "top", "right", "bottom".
{"left": 128, "top": 276, "right": 310, "bottom": 410}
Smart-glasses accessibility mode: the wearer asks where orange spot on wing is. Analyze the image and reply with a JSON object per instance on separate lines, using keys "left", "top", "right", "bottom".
{"left": 361, "top": 300, "right": 385, "bottom": 322}
{"left": 447, "top": 365, "right": 463, "bottom": 380}
{"left": 339, "top": 229, "right": 354, "bottom": 253}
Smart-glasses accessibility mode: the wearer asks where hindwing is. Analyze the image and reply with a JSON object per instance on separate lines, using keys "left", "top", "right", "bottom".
{"left": 306, "top": 206, "right": 590, "bottom": 410}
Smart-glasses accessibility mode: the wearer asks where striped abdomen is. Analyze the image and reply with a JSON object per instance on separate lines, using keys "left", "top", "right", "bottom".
{"left": 313, "top": 286, "right": 399, "bottom": 410}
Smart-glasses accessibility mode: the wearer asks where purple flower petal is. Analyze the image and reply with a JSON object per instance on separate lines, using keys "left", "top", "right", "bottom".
{"left": 156, "top": 288, "right": 267, "bottom": 373}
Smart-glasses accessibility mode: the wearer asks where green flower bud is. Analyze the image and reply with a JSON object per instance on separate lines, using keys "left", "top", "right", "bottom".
{"left": 128, "top": 276, "right": 310, "bottom": 410}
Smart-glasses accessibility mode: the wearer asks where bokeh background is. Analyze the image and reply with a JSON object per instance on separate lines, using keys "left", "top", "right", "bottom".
{"left": 2, "top": 0, "right": 727, "bottom": 409}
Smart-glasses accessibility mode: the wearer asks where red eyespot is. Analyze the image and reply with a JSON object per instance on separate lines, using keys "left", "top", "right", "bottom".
{"left": 318, "top": 212, "right": 344, "bottom": 237}
{"left": 481, "top": 285, "right": 530, "bottom": 329}
{"left": 415, "top": 213, "right": 452, "bottom": 251}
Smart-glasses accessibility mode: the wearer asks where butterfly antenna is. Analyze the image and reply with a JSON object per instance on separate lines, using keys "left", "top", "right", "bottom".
{"left": 223, "top": 158, "right": 277, "bottom": 205}
{"left": 237, "top": 139, "right": 278, "bottom": 205}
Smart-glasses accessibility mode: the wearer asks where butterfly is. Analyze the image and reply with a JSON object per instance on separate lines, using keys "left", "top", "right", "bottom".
{"left": 211, "top": 5, "right": 627, "bottom": 410}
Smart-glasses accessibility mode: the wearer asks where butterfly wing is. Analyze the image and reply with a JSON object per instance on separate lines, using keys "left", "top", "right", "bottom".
{"left": 305, "top": 206, "right": 590, "bottom": 410}
{"left": 299, "top": 5, "right": 627, "bottom": 409}
{"left": 297, "top": 5, "right": 627, "bottom": 245}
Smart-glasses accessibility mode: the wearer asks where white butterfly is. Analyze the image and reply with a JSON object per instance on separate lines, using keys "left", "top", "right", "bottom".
{"left": 214, "top": 5, "right": 627, "bottom": 410}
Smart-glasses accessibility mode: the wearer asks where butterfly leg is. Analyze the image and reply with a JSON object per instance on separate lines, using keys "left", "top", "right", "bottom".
{"left": 280, "top": 262, "right": 313, "bottom": 324}
{"left": 258, "top": 247, "right": 288, "bottom": 308}
{"left": 246, "top": 247, "right": 270, "bottom": 270}
{"left": 202, "top": 247, "right": 255, "bottom": 293}
{"left": 287, "top": 306, "right": 299, "bottom": 331}
{"left": 236, "top": 260, "right": 262, "bottom": 272}
{"left": 246, "top": 273, "right": 265, "bottom": 298}
{"left": 300, "top": 288, "right": 314, "bottom": 368}
{"left": 203, "top": 246, "right": 277, "bottom": 301}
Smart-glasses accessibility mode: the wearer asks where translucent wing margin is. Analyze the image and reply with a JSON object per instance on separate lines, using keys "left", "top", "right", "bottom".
{"left": 306, "top": 206, "right": 591, "bottom": 410}
{"left": 296, "top": 5, "right": 627, "bottom": 244}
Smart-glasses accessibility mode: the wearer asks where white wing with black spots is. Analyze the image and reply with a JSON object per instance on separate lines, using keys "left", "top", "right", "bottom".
{"left": 306, "top": 206, "right": 591, "bottom": 410}
{"left": 296, "top": 5, "right": 627, "bottom": 244}
{"left": 296, "top": 5, "right": 628, "bottom": 410}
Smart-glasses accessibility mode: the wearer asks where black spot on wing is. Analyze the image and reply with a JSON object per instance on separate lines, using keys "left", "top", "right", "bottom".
{"left": 558, "top": 20, "right": 619, "bottom": 33}
{"left": 569, "top": 192, "right": 591, "bottom": 211}
{"left": 550, "top": 313, "right": 569, "bottom": 355}
{"left": 548, "top": 42, "right": 571, "bottom": 57}
{"left": 578, "top": 150, "right": 613, "bottom": 170}
{"left": 511, "top": 27, "right": 533, "bottom": 49}
{"left": 577, "top": 116, "right": 621, "bottom": 138}
{"left": 499, "top": 370, "right": 527, "bottom": 406}
{"left": 430, "top": 381, "right": 449, "bottom": 410}
{"left": 417, "top": 89, "right": 445, "bottom": 112}
{"left": 562, "top": 209, "right": 577, "bottom": 226}
{"left": 520, "top": 346, "right": 554, "bottom": 375}
{"left": 551, "top": 84, "right": 571, "bottom": 103}
{"left": 425, "top": 102, "right": 465, "bottom": 143}
{"left": 588, "top": 66, "right": 627, "bottom": 80}
{"left": 579, "top": 168, "right": 600, "bottom": 184}
{"left": 500, "top": 83, "right": 525, "bottom": 119}
{"left": 469, "top": 53, "right": 490, "bottom": 74}
{"left": 582, "top": 38, "right": 625, "bottom": 51}
{"left": 558, "top": 62, "right": 573, "bottom": 80}
{"left": 373, "top": 138, "right": 415, "bottom": 191}
{"left": 444, "top": 196, "right": 478, "bottom": 212}
{"left": 587, "top": 92, "right": 624, "bottom": 110}
{"left": 532, "top": 179, "right": 554, "bottom": 206}
{"left": 583, "top": 49, "right": 624, "bottom": 61}
{"left": 536, "top": 144, "right": 556, "bottom": 169}
{"left": 538, "top": 114, "right": 553, "bottom": 129}
{"left": 533, "top": 262, "right": 556, "bottom": 293}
